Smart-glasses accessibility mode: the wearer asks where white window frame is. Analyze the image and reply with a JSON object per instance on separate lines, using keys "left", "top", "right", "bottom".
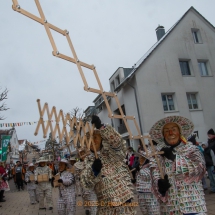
{"left": 191, "top": 28, "right": 202, "bottom": 44}
{"left": 186, "top": 93, "right": 199, "bottom": 110}
{"left": 161, "top": 94, "right": 176, "bottom": 112}
{"left": 115, "top": 75, "right": 120, "bottom": 86}
{"left": 198, "top": 60, "right": 210, "bottom": 76}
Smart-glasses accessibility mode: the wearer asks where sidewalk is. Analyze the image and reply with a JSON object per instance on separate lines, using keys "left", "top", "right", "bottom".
{"left": 0, "top": 180, "right": 215, "bottom": 215}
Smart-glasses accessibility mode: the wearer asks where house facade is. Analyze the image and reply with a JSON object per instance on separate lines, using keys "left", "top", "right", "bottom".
{"left": 91, "top": 7, "right": 215, "bottom": 150}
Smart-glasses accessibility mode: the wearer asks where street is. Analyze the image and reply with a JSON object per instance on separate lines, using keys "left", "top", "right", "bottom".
{"left": 0, "top": 180, "right": 215, "bottom": 215}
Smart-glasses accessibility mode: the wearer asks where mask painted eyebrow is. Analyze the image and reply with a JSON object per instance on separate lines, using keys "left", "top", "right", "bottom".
{"left": 163, "top": 126, "right": 179, "bottom": 131}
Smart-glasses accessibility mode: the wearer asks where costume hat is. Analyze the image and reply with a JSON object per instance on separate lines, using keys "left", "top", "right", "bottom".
{"left": 149, "top": 116, "right": 194, "bottom": 145}
{"left": 59, "top": 159, "right": 68, "bottom": 164}
{"left": 36, "top": 157, "right": 48, "bottom": 163}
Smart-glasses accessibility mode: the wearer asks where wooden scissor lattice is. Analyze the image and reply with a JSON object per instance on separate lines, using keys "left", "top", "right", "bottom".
{"left": 34, "top": 99, "right": 98, "bottom": 158}
{"left": 12, "top": 0, "right": 163, "bottom": 178}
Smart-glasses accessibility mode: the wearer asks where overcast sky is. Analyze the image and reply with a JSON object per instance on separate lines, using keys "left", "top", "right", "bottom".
{"left": 1, "top": 0, "right": 214, "bottom": 149}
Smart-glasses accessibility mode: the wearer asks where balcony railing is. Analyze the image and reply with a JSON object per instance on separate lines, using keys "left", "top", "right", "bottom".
{"left": 118, "top": 123, "right": 127, "bottom": 134}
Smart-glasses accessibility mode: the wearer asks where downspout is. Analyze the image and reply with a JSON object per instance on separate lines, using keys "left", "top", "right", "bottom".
{"left": 127, "top": 82, "right": 143, "bottom": 134}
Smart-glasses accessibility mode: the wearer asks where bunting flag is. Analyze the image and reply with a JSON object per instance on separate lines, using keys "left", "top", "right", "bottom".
{"left": 0, "top": 120, "right": 55, "bottom": 128}
{"left": 28, "top": 139, "right": 46, "bottom": 145}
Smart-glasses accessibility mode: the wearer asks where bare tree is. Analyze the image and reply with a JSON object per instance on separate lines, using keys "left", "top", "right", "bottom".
{"left": 0, "top": 87, "right": 9, "bottom": 120}
{"left": 68, "top": 107, "right": 84, "bottom": 119}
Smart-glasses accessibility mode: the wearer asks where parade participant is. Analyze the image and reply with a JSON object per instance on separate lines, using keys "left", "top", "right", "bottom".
{"left": 56, "top": 159, "right": 76, "bottom": 215}
{"left": 80, "top": 115, "right": 135, "bottom": 215}
{"left": 25, "top": 163, "right": 38, "bottom": 204}
{"left": 149, "top": 116, "right": 207, "bottom": 215}
{"left": 12, "top": 161, "right": 25, "bottom": 191}
{"left": 35, "top": 157, "right": 53, "bottom": 210}
{"left": 78, "top": 149, "right": 98, "bottom": 215}
{"left": 68, "top": 156, "right": 76, "bottom": 171}
{"left": 0, "top": 162, "right": 9, "bottom": 203}
{"left": 135, "top": 152, "right": 160, "bottom": 215}
{"left": 74, "top": 149, "right": 88, "bottom": 197}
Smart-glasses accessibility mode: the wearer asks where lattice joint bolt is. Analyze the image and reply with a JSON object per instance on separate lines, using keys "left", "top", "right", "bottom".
{"left": 56, "top": 51, "right": 59, "bottom": 55}
{"left": 77, "top": 59, "right": 80, "bottom": 62}
{"left": 141, "top": 135, "right": 143, "bottom": 138}
{"left": 94, "top": 66, "right": 96, "bottom": 69}
{"left": 133, "top": 116, "right": 135, "bottom": 119}
{"left": 115, "top": 93, "right": 117, "bottom": 96}
{"left": 132, "top": 136, "right": 134, "bottom": 139}
{"left": 44, "top": 20, "right": 48, "bottom": 23}
{"left": 16, "top": 5, "right": 20, "bottom": 9}
{"left": 111, "top": 114, "right": 114, "bottom": 117}
{"left": 65, "top": 30, "right": 69, "bottom": 35}
{"left": 40, "top": 117, "right": 43, "bottom": 119}
{"left": 88, "top": 87, "right": 90, "bottom": 90}
{"left": 123, "top": 115, "right": 125, "bottom": 118}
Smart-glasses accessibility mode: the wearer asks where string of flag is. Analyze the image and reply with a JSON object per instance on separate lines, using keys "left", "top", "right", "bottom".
{"left": 0, "top": 120, "right": 55, "bottom": 128}
{"left": 28, "top": 140, "right": 46, "bottom": 145}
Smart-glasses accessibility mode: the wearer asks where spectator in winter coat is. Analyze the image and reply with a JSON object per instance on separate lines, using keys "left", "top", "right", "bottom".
{"left": 201, "top": 142, "right": 215, "bottom": 193}
{"left": 0, "top": 162, "right": 8, "bottom": 203}
{"left": 208, "top": 128, "right": 215, "bottom": 154}
{"left": 12, "top": 161, "right": 26, "bottom": 191}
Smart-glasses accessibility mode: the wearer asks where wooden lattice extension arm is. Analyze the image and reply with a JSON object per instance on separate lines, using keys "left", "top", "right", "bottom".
{"left": 12, "top": 0, "right": 163, "bottom": 178}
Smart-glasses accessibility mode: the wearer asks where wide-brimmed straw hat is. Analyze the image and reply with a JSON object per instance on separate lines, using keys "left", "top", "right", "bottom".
{"left": 36, "top": 157, "right": 48, "bottom": 163}
{"left": 28, "top": 163, "right": 35, "bottom": 167}
{"left": 59, "top": 159, "right": 68, "bottom": 164}
{"left": 149, "top": 116, "right": 194, "bottom": 145}
{"left": 70, "top": 156, "right": 76, "bottom": 161}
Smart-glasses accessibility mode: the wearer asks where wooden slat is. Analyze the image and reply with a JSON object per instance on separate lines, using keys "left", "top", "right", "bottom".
{"left": 80, "top": 61, "right": 94, "bottom": 70}
{"left": 35, "top": 0, "right": 58, "bottom": 52}
{"left": 84, "top": 87, "right": 102, "bottom": 94}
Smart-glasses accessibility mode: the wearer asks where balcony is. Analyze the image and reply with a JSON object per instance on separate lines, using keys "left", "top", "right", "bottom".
{"left": 118, "top": 123, "right": 127, "bottom": 134}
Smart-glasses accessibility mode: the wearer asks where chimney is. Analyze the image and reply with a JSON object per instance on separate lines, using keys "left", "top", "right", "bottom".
{"left": 155, "top": 25, "right": 165, "bottom": 41}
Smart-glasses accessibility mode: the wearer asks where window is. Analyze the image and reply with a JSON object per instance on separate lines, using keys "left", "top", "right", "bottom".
{"left": 198, "top": 61, "right": 209, "bottom": 76}
{"left": 111, "top": 81, "right": 115, "bottom": 92}
{"left": 161, "top": 94, "right": 175, "bottom": 111}
{"left": 115, "top": 76, "right": 120, "bottom": 86}
{"left": 179, "top": 60, "right": 191, "bottom": 75}
{"left": 191, "top": 29, "right": 202, "bottom": 43}
{"left": 187, "top": 93, "right": 198, "bottom": 110}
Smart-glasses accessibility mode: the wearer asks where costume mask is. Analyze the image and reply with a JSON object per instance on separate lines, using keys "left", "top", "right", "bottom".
{"left": 59, "top": 162, "right": 66, "bottom": 172}
{"left": 39, "top": 162, "right": 46, "bottom": 167}
{"left": 29, "top": 166, "right": 34, "bottom": 171}
{"left": 163, "top": 123, "right": 180, "bottom": 146}
{"left": 139, "top": 156, "right": 146, "bottom": 165}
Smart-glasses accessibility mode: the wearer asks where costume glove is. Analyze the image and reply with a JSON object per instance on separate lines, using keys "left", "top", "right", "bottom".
{"left": 92, "top": 158, "right": 102, "bottom": 176}
{"left": 158, "top": 174, "right": 171, "bottom": 197}
{"left": 91, "top": 115, "right": 102, "bottom": 129}
{"left": 160, "top": 147, "right": 176, "bottom": 161}
{"left": 58, "top": 179, "right": 63, "bottom": 183}
{"left": 135, "top": 165, "right": 140, "bottom": 172}
{"left": 131, "top": 179, "right": 136, "bottom": 184}
{"left": 35, "top": 181, "right": 38, "bottom": 184}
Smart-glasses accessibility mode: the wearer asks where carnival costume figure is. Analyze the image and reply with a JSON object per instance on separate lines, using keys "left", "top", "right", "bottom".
{"left": 80, "top": 115, "right": 135, "bottom": 215}
{"left": 35, "top": 157, "right": 53, "bottom": 210}
{"left": 149, "top": 116, "right": 207, "bottom": 215}
{"left": 135, "top": 152, "right": 160, "bottom": 215}
{"left": 56, "top": 159, "right": 76, "bottom": 215}
{"left": 25, "top": 163, "right": 38, "bottom": 204}
{"left": 74, "top": 151, "right": 85, "bottom": 197}
{"left": 77, "top": 149, "right": 98, "bottom": 215}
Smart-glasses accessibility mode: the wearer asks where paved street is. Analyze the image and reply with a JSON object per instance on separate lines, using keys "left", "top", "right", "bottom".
{"left": 0, "top": 180, "right": 215, "bottom": 215}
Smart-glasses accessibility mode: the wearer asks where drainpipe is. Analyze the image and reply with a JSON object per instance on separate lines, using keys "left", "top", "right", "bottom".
{"left": 127, "top": 82, "right": 143, "bottom": 134}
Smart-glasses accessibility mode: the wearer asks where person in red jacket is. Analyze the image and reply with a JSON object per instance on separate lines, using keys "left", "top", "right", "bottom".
{"left": 129, "top": 153, "right": 135, "bottom": 169}
{"left": 0, "top": 162, "right": 9, "bottom": 204}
